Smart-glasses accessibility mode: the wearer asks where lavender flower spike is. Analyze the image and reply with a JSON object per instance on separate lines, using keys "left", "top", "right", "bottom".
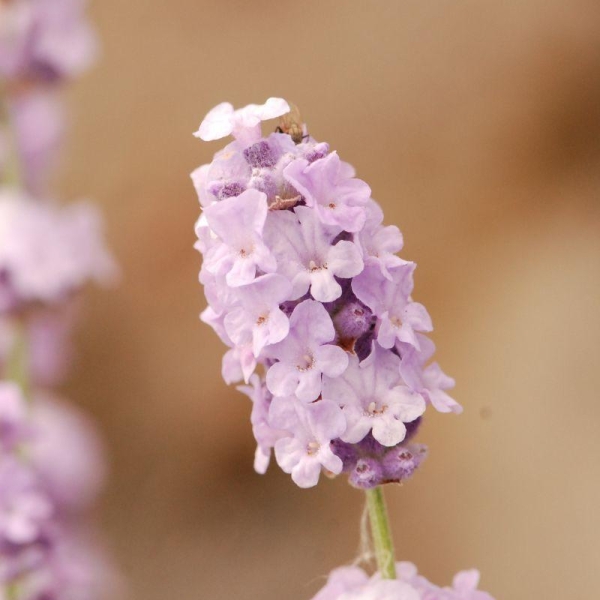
{"left": 193, "top": 98, "right": 459, "bottom": 488}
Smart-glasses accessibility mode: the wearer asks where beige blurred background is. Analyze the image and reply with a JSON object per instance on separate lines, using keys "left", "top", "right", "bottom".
{"left": 55, "top": 1, "right": 600, "bottom": 598}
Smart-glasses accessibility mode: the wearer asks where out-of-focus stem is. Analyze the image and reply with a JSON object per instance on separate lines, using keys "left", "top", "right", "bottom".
{"left": 365, "top": 486, "right": 397, "bottom": 579}
{"left": 6, "top": 323, "right": 30, "bottom": 400}
{"left": 0, "top": 86, "right": 22, "bottom": 187}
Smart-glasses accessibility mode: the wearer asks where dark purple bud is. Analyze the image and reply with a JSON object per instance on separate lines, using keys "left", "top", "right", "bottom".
{"left": 354, "top": 331, "right": 376, "bottom": 362}
{"left": 333, "top": 301, "right": 374, "bottom": 340}
{"left": 218, "top": 181, "right": 246, "bottom": 199}
{"left": 357, "top": 432, "right": 386, "bottom": 457}
{"left": 243, "top": 141, "right": 277, "bottom": 168}
{"left": 305, "top": 142, "right": 329, "bottom": 163}
{"left": 404, "top": 416, "right": 422, "bottom": 442}
{"left": 322, "top": 279, "right": 353, "bottom": 314}
{"left": 332, "top": 231, "right": 353, "bottom": 244}
{"left": 381, "top": 443, "right": 428, "bottom": 482}
{"left": 248, "top": 172, "right": 278, "bottom": 200}
{"left": 279, "top": 301, "right": 297, "bottom": 317}
{"left": 331, "top": 439, "right": 358, "bottom": 472}
{"left": 349, "top": 457, "right": 384, "bottom": 490}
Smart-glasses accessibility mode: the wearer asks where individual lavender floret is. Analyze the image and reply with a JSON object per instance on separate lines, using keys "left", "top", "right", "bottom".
{"left": 195, "top": 98, "right": 290, "bottom": 146}
{"left": 348, "top": 457, "right": 384, "bottom": 490}
{"left": 381, "top": 443, "right": 428, "bottom": 482}
{"left": 322, "top": 345, "right": 425, "bottom": 447}
{"left": 266, "top": 300, "right": 348, "bottom": 402}
{"left": 332, "top": 300, "right": 374, "bottom": 341}
{"left": 399, "top": 335, "right": 463, "bottom": 414}
{"left": 357, "top": 200, "right": 409, "bottom": 280}
{"left": 284, "top": 152, "right": 371, "bottom": 232}
{"left": 224, "top": 274, "right": 292, "bottom": 358}
{"left": 311, "top": 563, "right": 495, "bottom": 600}
{"left": 353, "top": 263, "right": 432, "bottom": 351}
{"left": 203, "top": 189, "right": 276, "bottom": 286}
{"left": 0, "top": 0, "right": 98, "bottom": 83}
{"left": 191, "top": 142, "right": 251, "bottom": 209}
{"left": 0, "top": 190, "right": 117, "bottom": 314}
{"left": 270, "top": 396, "right": 346, "bottom": 488}
{"left": 264, "top": 206, "right": 363, "bottom": 302}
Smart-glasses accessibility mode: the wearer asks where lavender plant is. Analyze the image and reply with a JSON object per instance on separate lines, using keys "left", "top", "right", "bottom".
{"left": 0, "top": 1, "right": 117, "bottom": 598}
{"left": 192, "top": 98, "right": 494, "bottom": 599}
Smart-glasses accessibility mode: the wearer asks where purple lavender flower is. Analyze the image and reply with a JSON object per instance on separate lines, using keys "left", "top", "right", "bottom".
{"left": 193, "top": 98, "right": 459, "bottom": 488}
{"left": 1, "top": 2, "right": 117, "bottom": 595}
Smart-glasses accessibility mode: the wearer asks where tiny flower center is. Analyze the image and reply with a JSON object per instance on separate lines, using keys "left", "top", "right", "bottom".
{"left": 256, "top": 315, "right": 268, "bottom": 326}
{"left": 239, "top": 245, "right": 254, "bottom": 258}
{"left": 390, "top": 315, "right": 402, "bottom": 328}
{"left": 307, "top": 441, "right": 320, "bottom": 455}
{"left": 296, "top": 353, "right": 315, "bottom": 372}
{"left": 308, "top": 260, "right": 326, "bottom": 272}
{"left": 365, "top": 401, "right": 387, "bottom": 416}
{"left": 327, "top": 202, "right": 336, "bottom": 209}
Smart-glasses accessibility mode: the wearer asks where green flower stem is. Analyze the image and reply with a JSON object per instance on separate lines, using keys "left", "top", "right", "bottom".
{"left": 6, "top": 323, "right": 30, "bottom": 400}
{"left": 365, "top": 486, "right": 397, "bottom": 579}
{"left": 0, "top": 85, "right": 22, "bottom": 188}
